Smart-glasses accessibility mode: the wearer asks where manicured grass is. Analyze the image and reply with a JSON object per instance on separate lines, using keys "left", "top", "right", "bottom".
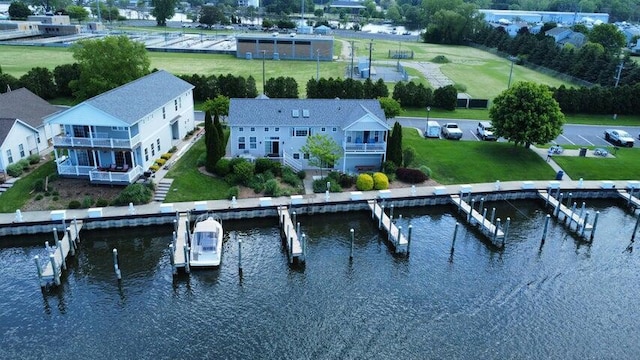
{"left": 401, "top": 107, "right": 490, "bottom": 120}
{"left": 552, "top": 147, "right": 640, "bottom": 180}
{"left": 0, "top": 161, "right": 57, "bottom": 213}
{"left": 163, "top": 137, "right": 231, "bottom": 202}
{"left": 402, "top": 128, "right": 557, "bottom": 184}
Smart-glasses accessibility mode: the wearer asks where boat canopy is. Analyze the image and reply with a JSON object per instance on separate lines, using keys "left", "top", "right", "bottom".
{"left": 194, "top": 230, "right": 218, "bottom": 252}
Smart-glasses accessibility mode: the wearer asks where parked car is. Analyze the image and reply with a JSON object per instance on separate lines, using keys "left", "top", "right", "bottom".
{"left": 604, "top": 129, "right": 635, "bottom": 147}
{"left": 424, "top": 120, "right": 441, "bottom": 138}
{"left": 441, "top": 123, "right": 463, "bottom": 140}
{"left": 476, "top": 121, "right": 496, "bottom": 141}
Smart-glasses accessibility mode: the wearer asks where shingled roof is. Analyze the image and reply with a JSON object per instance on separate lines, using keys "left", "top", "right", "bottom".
{"left": 0, "top": 118, "right": 17, "bottom": 145}
{"left": 84, "top": 70, "right": 194, "bottom": 125}
{"left": 0, "top": 88, "right": 60, "bottom": 129}
{"left": 228, "top": 98, "right": 387, "bottom": 128}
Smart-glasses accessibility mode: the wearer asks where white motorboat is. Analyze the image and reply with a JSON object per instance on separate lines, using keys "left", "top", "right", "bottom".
{"left": 189, "top": 215, "right": 223, "bottom": 267}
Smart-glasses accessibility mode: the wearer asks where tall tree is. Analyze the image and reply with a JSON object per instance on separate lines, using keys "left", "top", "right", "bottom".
{"left": 204, "top": 110, "right": 219, "bottom": 172}
{"left": 204, "top": 95, "right": 230, "bottom": 161}
{"left": 66, "top": 5, "right": 89, "bottom": 23}
{"left": 588, "top": 23, "right": 627, "bottom": 54}
{"left": 70, "top": 35, "right": 150, "bottom": 100}
{"left": 386, "top": 121, "right": 403, "bottom": 167}
{"left": 378, "top": 97, "right": 401, "bottom": 119}
{"left": 151, "top": 0, "right": 177, "bottom": 26}
{"left": 199, "top": 5, "right": 228, "bottom": 27}
{"left": 300, "top": 134, "right": 342, "bottom": 175}
{"left": 8, "top": 1, "right": 32, "bottom": 19}
{"left": 19, "top": 67, "right": 56, "bottom": 99}
{"left": 53, "top": 63, "right": 81, "bottom": 97}
{"left": 489, "top": 82, "right": 565, "bottom": 148}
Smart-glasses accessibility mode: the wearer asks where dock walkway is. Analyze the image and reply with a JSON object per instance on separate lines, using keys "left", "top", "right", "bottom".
{"left": 277, "top": 206, "right": 304, "bottom": 263}
{"left": 368, "top": 200, "right": 408, "bottom": 253}
{"left": 170, "top": 213, "right": 190, "bottom": 273}
{"left": 36, "top": 220, "right": 83, "bottom": 287}
{"left": 450, "top": 194, "right": 505, "bottom": 246}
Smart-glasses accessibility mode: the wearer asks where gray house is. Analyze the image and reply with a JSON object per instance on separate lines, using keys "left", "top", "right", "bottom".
{"left": 228, "top": 98, "right": 391, "bottom": 173}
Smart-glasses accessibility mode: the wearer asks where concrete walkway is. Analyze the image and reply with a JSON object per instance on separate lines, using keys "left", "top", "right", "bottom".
{"left": 530, "top": 145, "right": 572, "bottom": 181}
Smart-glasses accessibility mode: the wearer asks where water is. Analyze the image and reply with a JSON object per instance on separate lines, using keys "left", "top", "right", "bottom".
{"left": 1, "top": 200, "right": 639, "bottom": 359}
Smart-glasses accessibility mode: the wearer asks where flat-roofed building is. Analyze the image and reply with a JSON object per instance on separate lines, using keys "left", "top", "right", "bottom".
{"left": 236, "top": 33, "right": 333, "bottom": 61}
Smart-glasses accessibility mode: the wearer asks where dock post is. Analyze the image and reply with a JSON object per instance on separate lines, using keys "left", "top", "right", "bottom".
{"left": 289, "top": 236, "right": 293, "bottom": 264}
{"left": 350, "top": 228, "right": 354, "bottom": 260}
{"left": 578, "top": 202, "right": 586, "bottom": 224}
{"left": 45, "top": 241, "right": 52, "bottom": 254}
{"left": 238, "top": 238, "right": 243, "bottom": 272}
{"left": 173, "top": 219, "right": 177, "bottom": 234}
{"left": 73, "top": 217, "right": 80, "bottom": 243}
{"left": 545, "top": 189, "right": 550, "bottom": 207}
{"left": 490, "top": 207, "right": 496, "bottom": 224}
{"left": 398, "top": 214, "right": 402, "bottom": 224}
{"left": 34, "top": 255, "right": 43, "bottom": 286}
{"left": 541, "top": 214, "right": 551, "bottom": 243}
{"left": 631, "top": 212, "right": 640, "bottom": 242}
{"left": 494, "top": 218, "right": 501, "bottom": 244}
{"left": 67, "top": 227, "right": 75, "bottom": 256}
{"left": 468, "top": 199, "right": 475, "bottom": 223}
{"left": 503, "top": 217, "right": 511, "bottom": 244}
{"left": 186, "top": 218, "right": 191, "bottom": 243}
{"left": 112, "top": 248, "right": 121, "bottom": 280}
{"left": 50, "top": 254, "right": 60, "bottom": 286}
{"left": 172, "top": 231, "right": 177, "bottom": 249}
{"left": 397, "top": 226, "right": 402, "bottom": 247}
{"left": 302, "top": 233, "right": 307, "bottom": 260}
{"left": 458, "top": 191, "right": 463, "bottom": 212}
{"left": 590, "top": 211, "right": 600, "bottom": 242}
{"left": 481, "top": 208, "right": 487, "bottom": 228}
{"left": 292, "top": 211, "right": 296, "bottom": 230}
{"left": 390, "top": 204, "right": 394, "bottom": 220}
{"left": 568, "top": 202, "right": 577, "bottom": 227}
{"left": 56, "top": 238, "right": 66, "bottom": 270}
{"left": 479, "top": 198, "right": 485, "bottom": 214}
{"left": 183, "top": 243, "right": 190, "bottom": 273}
{"left": 451, "top": 222, "right": 459, "bottom": 253}
{"left": 407, "top": 225, "right": 412, "bottom": 256}
{"left": 379, "top": 205, "right": 384, "bottom": 229}
{"left": 168, "top": 244, "right": 176, "bottom": 275}
{"left": 53, "top": 227, "right": 58, "bottom": 244}
{"left": 566, "top": 192, "right": 572, "bottom": 207}
{"left": 580, "top": 212, "right": 590, "bottom": 238}
{"left": 296, "top": 222, "right": 301, "bottom": 239}
{"left": 554, "top": 193, "right": 564, "bottom": 217}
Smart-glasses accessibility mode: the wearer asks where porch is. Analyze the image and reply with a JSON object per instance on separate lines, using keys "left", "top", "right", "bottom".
{"left": 53, "top": 133, "right": 140, "bottom": 149}
{"left": 57, "top": 159, "right": 142, "bottom": 184}
{"left": 342, "top": 141, "right": 386, "bottom": 153}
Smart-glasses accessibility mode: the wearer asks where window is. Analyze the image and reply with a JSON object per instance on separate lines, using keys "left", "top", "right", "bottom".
{"left": 19, "top": 144, "right": 25, "bottom": 157}
{"left": 250, "top": 127, "right": 255, "bottom": 132}
{"left": 238, "top": 136, "right": 246, "bottom": 150}
{"left": 239, "top": 127, "right": 244, "bottom": 132}
{"left": 332, "top": 127, "right": 337, "bottom": 132}
{"left": 162, "top": 107, "right": 166, "bottom": 120}
{"left": 250, "top": 137, "right": 257, "bottom": 149}
{"left": 265, "top": 127, "right": 269, "bottom": 132}
{"left": 174, "top": 99, "right": 178, "bottom": 111}
{"left": 293, "top": 153, "right": 300, "bottom": 159}
{"left": 36, "top": 134, "right": 41, "bottom": 144}
{"left": 157, "top": 139, "right": 161, "bottom": 152}
{"left": 144, "top": 148, "right": 149, "bottom": 161}
{"left": 275, "top": 127, "right": 279, "bottom": 132}
{"left": 6, "top": 150, "right": 12, "bottom": 164}
{"left": 304, "top": 153, "right": 310, "bottom": 159}
{"left": 151, "top": 143, "right": 155, "bottom": 156}
{"left": 293, "top": 128, "right": 309, "bottom": 137}
{"left": 321, "top": 127, "right": 326, "bottom": 132}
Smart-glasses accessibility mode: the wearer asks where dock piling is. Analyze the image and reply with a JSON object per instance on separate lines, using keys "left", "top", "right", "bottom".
{"left": 296, "top": 222, "right": 301, "bottom": 239}
{"left": 481, "top": 208, "right": 487, "bottom": 228}
{"left": 302, "top": 233, "right": 307, "bottom": 259}
{"left": 34, "top": 255, "right": 43, "bottom": 286}
{"left": 183, "top": 243, "right": 190, "bottom": 273}
{"left": 238, "top": 238, "right": 243, "bottom": 272}
{"left": 580, "top": 212, "right": 590, "bottom": 238}
{"left": 631, "top": 212, "right": 640, "bottom": 242}
{"left": 568, "top": 202, "right": 577, "bottom": 227}
{"left": 56, "top": 238, "right": 65, "bottom": 270}
{"left": 350, "top": 228, "right": 354, "bottom": 260}
{"left": 390, "top": 204, "right": 394, "bottom": 220}
{"left": 566, "top": 193, "right": 572, "bottom": 207}
{"left": 289, "top": 236, "right": 293, "bottom": 264}
{"left": 73, "top": 218, "right": 80, "bottom": 243}
{"left": 50, "top": 254, "right": 60, "bottom": 286}
{"left": 555, "top": 193, "right": 564, "bottom": 217}
{"left": 494, "top": 218, "right": 501, "bottom": 244}
{"left": 542, "top": 214, "right": 551, "bottom": 243}
{"left": 490, "top": 207, "right": 496, "bottom": 224}
{"left": 503, "top": 217, "right": 510, "bottom": 244}
{"left": 407, "top": 225, "right": 412, "bottom": 255}
{"left": 578, "top": 202, "right": 586, "bottom": 224}
{"left": 590, "top": 211, "right": 599, "bottom": 241}
{"left": 168, "top": 244, "right": 176, "bottom": 275}
{"left": 379, "top": 205, "right": 384, "bottom": 229}
{"left": 468, "top": 199, "right": 475, "bottom": 223}
{"left": 112, "top": 248, "right": 121, "bottom": 280}
{"left": 67, "top": 228, "right": 75, "bottom": 256}
{"left": 451, "top": 222, "right": 459, "bottom": 253}
{"left": 479, "top": 198, "right": 485, "bottom": 214}
{"left": 53, "top": 227, "right": 58, "bottom": 244}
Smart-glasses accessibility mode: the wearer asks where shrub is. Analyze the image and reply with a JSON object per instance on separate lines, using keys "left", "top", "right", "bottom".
{"left": 403, "top": 146, "right": 416, "bottom": 167}
{"left": 281, "top": 168, "right": 301, "bottom": 187}
{"left": 19, "top": 159, "right": 29, "bottom": 170}
{"left": 52, "top": 190, "right": 59, "bottom": 196}
{"left": 155, "top": 158, "right": 167, "bottom": 166}
{"left": 296, "top": 170, "right": 306, "bottom": 180}
{"left": 28, "top": 154, "right": 41, "bottom": 165}
{"left": 382, "top": 161, "right": 397, "bottom": 176}
{"left": 44, "top": 191, "right": 50, "bottom": 196}
{"left": 52, "top": 196, "right": 59, "bottom": 201}
{"left": 169, "top": 146, "right": 177, "bottom": 153}
{"left": 419, "top": 165, "right": 432, "bottom": 179}
{"left": 33, "top": 179, "right": 45, "bottom": 192}
{"left": 432, "top": 55, "right": 450, "bottom": 63}
{"left": 214, "top": 158, "right": 232, "bottom": 176}
{"left": 372, "top": 172, "right": 389, "bottom": 190}
{"left": 454, "top": 83, "right": 467, "bottom": 93}
{"left": 312, "top": 177, "right": 328, "bottom": 193}
{"left": 82, "top": 196, "right": 94, "bottom": 208}
{"left": 263, "top": 178, "right": 280, "bottom": 196}
{"left": 111, "top": 183, "right": 153, "bottom": 206}
{"left": 161, "top": 153, "right": 172, "bottom": 160}
{"left": 35, "top": 194, "right": 43, "bottom": 201}
{"left": 6, "top": 163, "right": 23, "bottom": 177}
{"left": 150, "top": 164, "right": 160, "bottom": 172}
{"left": 356, "top": 173, "right": 374, "bottom": 191}
{"left": 233, "top": 161, "right": 255, "bottom": 186}
{"left": 338, "top": 173, "right": 355, "bottom": 188}
{"left": 196, "top": 152, "right": 206, "bottom": 167}
{"left": 96, "top": 198, "right": 109, "bottom": 207}
{"left": 227, "top": 186, "right": 239, "bottom": 199}
{"left": 255, "top": 158, "right": 282, "bottom": 176}
{"left": 68, "top": 200, "right": 81, "bottom": 209}
{"left": 396, "top": 167, "right": 428, "bottom": 184}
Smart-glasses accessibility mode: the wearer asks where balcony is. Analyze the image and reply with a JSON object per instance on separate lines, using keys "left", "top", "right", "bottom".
{"left": 342, "top": 141, "right": 386, "bottom": 153}
{"left": 56, "top": 159, "right": 142, "bottom": 184}
{"left": 53, "top": 133, "right": 140, "bottom": 149}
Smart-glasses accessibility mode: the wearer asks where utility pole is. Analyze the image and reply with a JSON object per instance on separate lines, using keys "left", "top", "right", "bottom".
{"left": 507, "top": 56, "right": 516, "bottom": 88}
{"left": 316, "top": 49, "right": 320, "bottom": 81}
{"left": 262, "top": 50, "right": 266, "bottom": 94}
{"left": 613, "top": 60, "right": 624, "bottom": 119}
{"left": 368, "top": 39, "right": 373, "bottom": 80}
{"left": 349, "top": 40, "right": 355, "bottom": 79}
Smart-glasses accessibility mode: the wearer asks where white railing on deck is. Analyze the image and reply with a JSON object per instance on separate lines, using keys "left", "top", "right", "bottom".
{"left": 89, "top": 166, "right": 142, "bottom": 184}
{"left": 342, "top": 141, "right": 386, "bottom": 153}
{"left": 53, "top": 135, "right": 136, "bottom": 149}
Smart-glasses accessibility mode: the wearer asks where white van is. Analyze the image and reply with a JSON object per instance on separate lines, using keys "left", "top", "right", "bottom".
{"left": 425, "top": 120, "right": 441, "bottom": 138}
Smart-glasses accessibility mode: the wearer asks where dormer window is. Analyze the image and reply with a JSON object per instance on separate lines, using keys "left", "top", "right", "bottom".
{"left": 292, "top": 109, "right": 300, "bottom": 117}
{"left": 302, "top": 109, "right": 309, "bottom": 117}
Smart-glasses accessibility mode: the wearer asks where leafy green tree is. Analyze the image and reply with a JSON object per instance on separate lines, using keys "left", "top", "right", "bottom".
{"left": 199, "top": 5, "right": 228, "bottom": 27}
{"left": 433, "top": 85, "right": 457, "bottom": 110}
{"left": 70, "top": 35, "right": 150, "bottom": 100}
{"left": 204, "top": 95, "right": 229, "bottom": 161}
{"left": 151, "top": 0, "right": 177, "bottom": 26}
{"left": 588, "top": 23, "right": 627, "bottom": 54}
{"left": 265, "top": 76, "right": 298, "bottom": 98}
{"left": 378, "top": 97, "right": 401, "bottom": 119}
{"left": 489, "top": 82, "right": 565, "bottom": 148}
{"left": 386, "top": 121, "right": 403, "bottom": 167}
{"left": 8, "top": 1, "right": 31, "bottom": 19}
{"left": 67, "top": 5, "right": 89, "bottom": 23}
{"left": 53, "top": 63, "right": 80, "bottom": 97}
{"left": 402, "top": 146, "right": 416, "bottom": 167}
{"left": 19, "top": 67, "right": 56, "bottom": 99}
{"left": 0, "top": 73, "right": 20, "bottom": 93}
{"left": 300, "top": 134, "right": 342, "bottom": 175}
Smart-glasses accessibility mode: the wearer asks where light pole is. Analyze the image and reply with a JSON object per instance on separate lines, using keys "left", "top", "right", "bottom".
{"left": 262, "top": 50, "right": 266, "bottom": 94}
{"left": 368, "top": 39, "right": 373, "bottom": 80}
{"left": 316, "top": 49, "right": 320, "bottom": 81}
{"left": 507, "top": 56, "right": 516, "bottom": 88}
{"left": 425, "top": 106, "right": 431, "bottom": 134}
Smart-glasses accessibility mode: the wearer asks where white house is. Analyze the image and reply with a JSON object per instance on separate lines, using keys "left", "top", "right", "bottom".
{"left": 228, "top": 98, "right": 391, "bottom": 173}
{"left": 0, "top": 88, "right": 62, "bottom": 172}
{"left": 45, "top": 70, "right": 195, "bottom": 184}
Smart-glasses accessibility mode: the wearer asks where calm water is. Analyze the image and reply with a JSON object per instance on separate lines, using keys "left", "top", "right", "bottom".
{"left": 1, "top": 200, "right": 639, "bottom": 359}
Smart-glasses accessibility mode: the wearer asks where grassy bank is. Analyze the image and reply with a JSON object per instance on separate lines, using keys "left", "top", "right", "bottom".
{"left": 553, "top": 147, "right": 640, "bottom": 180}
{"left": 0, "top": 161, "right": 57, "bottom": 213}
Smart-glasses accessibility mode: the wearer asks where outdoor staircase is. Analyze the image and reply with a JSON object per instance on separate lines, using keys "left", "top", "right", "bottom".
{"left": 0, "top": 178, "right": 18, "bottom": 194}
{"left": 153, "top": 179, "right": 174, "bottom": 202}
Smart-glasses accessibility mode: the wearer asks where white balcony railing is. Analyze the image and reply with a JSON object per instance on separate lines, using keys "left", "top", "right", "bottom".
{"left": 342, "top": 141, "right": 386, "bottom": 153}
{"left": 53, "top": 134, "right": 140, "bottom": 149}
{"left": 56, "top": 159, "right": 142, "bottom": 184}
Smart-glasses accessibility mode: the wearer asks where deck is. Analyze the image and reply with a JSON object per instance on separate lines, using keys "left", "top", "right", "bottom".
{"left": 368, "top": 200, "right": 408, "bottom": 253}
{"left": 171, "top": 213, "right": 190, "bottom": 273}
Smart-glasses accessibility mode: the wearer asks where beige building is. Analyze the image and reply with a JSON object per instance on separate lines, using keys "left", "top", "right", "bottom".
{"left": 236, "top": 33, "right": 333, "bottom": 61}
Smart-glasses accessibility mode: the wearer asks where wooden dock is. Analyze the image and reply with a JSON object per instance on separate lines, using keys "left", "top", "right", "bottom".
{"left": 368, "top": 200, "right": 408, "bottom": 253}
{"left": 450, "top": 195, "right": 505, "bottom": 246}
{"left": 35, "top": 219, "right": 83, "bottom": 287}
{"left": 277, "top": 206, "right": 304, "bottom": 264}
{"left": 617, "top": 189, "right": 640, "bottom": 210}
{"left": 538, "top": 190, "right": 593, "bottom": 238}
{"left": 170, "top": 213, "right": 190, "bottom": 274}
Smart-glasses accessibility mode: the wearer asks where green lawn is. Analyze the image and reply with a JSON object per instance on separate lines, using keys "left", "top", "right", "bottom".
{"left": 552, "top": 147, "right": 640, "bottom": 180}
{"left": 402, "top": 128, "right": 557, "bottom": 184}
{"left": 163, "top": 137, "right": 231, "bottom": 202}
{"left": 0, "top": 161, "right": 57, "bottom": 213}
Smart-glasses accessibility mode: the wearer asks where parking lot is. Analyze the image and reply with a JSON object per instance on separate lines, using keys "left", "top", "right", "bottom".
{"left": 396, "top": 117, "right": 640, "bottom": 147}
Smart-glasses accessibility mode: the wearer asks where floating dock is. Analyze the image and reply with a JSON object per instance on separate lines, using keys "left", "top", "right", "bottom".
{"left": 450, "top": 194, "right": 506, "bottom": 247}
{"left": 169, "top": 213, "right": 190, "bottom": 274}
{"left": 34, "top": 219, "right": 83, "bottom": 287}
{"left": 368, "top": 200, "right": 408, "bottom": 253}
{"left": 538, "top": 190, "right": 594, "bottom": 240}
{"left": 618, "top": 189, "right": 640, "bottom": 211}
{"left": 277, "top": 206, "right": 305, "bottom": 264}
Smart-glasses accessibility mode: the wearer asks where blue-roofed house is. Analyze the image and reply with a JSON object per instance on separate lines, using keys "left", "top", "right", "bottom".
{"left": 45, "top": 70, "right": 195, "bottom": 184}
{"left": 228, "top": 98, "right": 391, "bottom": 173}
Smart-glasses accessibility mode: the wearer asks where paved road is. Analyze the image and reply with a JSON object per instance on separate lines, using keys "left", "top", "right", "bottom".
{"left": 394, "top": 117, "right": 640, "bottom": 147}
